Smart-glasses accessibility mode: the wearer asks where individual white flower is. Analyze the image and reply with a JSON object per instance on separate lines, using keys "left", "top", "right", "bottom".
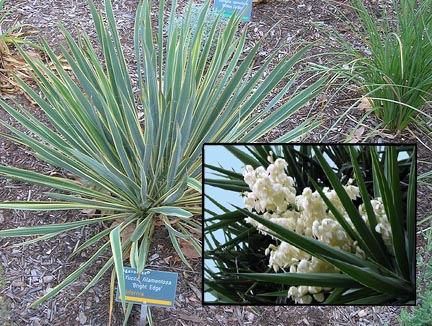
{"left": 312, "top": 292, "right": 325, "bottom": 302}
{"left": 297, "top": 259, "right": 311, "bottom": 273}
{"left": 344, "top": 181, "right": 360, "bottom": 200}
{"left": 244, "top": 192, "right": 256, "bottom": 212}
{"left": 355, "top": 243, "right": 366, "bottom": 258}
{"left": 255, "top": 166, "right": 266, "bottom": 177}
{"left": 375, "top": 222, "right": 393, "bottom": 253}
{"left": 288, "top": 286, "right": 312, "bottom": 304}
{"left": 298, "top": 285, "right": 309, "bottom": 296}
{"left": 267, "top": 151, "right": 274, "bottom": 163}
{"left": 273, "top": 158, "right": 287, "bottom": 174}
{"left": 308, "top": 286, "right": 322, "bottom": 294}
{"left": 336, "top": 230, "right": 347, "bottom": 241}
{"left": 371, "top": 199, "right": 386, "bottom": 216}
{"left": 243, "top": 165, "right": 256, "bottom": 186}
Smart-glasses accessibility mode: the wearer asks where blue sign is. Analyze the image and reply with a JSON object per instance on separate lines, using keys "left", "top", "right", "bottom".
{"left": 116, "top": 267, "right": 178, "bottom": 308}
{"left": 214, "top": 0, "right": 253, "bottom": 22}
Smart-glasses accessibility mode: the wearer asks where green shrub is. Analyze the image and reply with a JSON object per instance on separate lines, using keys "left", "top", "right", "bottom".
{"left": 0, "top": 0, "right": 325, "bottom": 322}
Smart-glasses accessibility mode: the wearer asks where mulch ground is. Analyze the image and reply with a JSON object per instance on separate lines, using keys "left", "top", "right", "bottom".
{"left": 0, "top": 0, "right": 430, "bottom": 325}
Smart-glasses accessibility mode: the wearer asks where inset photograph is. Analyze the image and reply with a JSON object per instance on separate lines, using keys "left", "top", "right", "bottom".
{"left": 203, "top": 144, "right": 416, "bottom": 305}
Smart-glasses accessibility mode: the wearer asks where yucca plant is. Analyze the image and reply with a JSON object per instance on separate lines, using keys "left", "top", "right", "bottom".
{"left": 327, "top": 0, "right": 432, "bottom": 131}
{"left": 0, "top": 0, "right": 325, "bottom": 322}
{"left": 204, "top": 144, "right": 415, "bottom": 304}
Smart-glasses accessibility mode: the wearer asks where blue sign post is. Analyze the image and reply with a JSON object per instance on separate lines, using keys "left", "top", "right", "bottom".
{"left": 214, "top": 0, "right": 253, "bottom": 22}
{"left": 116, "top": 267, "right": 178, "bottom": 308}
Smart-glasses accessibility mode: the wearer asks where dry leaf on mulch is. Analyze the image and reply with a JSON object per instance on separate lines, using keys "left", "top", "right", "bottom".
{"left": 349, "top": 125, "right": 365, "bottom": 143}
{"left": 109, "top": 219, "right": 136, "bottom": 245}
{"left": 357, "top": 97, "right": 374, "bottom": 111}
{"left": 179, "top": 239, "right": 200, "bottom": 259}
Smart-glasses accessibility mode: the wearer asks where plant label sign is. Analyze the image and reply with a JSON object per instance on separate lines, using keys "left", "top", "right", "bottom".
{"left": 116, "top": 267, "right": 178, "bottom": 308}
{"left": 213, "top": 0, "right": 253, "bottom": 22}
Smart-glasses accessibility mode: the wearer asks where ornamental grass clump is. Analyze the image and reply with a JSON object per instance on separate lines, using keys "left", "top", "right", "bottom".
{"left": 0, "top": 0, "right": 325, "bottom": 321}
{"left": 204, "top": 144, "right": 415, "bottom": 304}
{"left": 331, "top": 0, "right": 432, "bottom": 130}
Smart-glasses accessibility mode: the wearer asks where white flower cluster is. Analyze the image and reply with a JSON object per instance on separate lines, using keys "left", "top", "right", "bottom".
{"left": 359, "top": 199, "right": 393, "bottom": 254}
{"left": 243, "top": 157, "right": 296, "bottom": 214}
{"left": 242, "top": 154, "right": 392, "bottom": 304}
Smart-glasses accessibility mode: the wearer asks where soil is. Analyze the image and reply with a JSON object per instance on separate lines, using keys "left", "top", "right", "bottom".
{"left": 0, "top": 0, "right": 430, "bottom": 325}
